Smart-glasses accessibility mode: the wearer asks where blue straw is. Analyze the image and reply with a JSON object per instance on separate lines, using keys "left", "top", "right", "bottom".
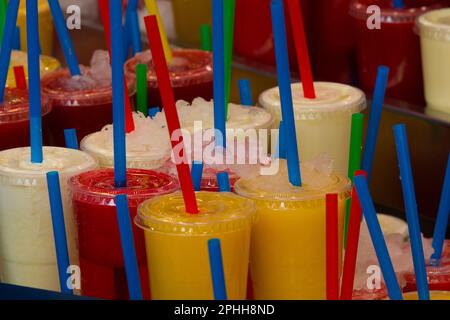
{"left": 115, "top": 195, "right": 143, "bottom": 300}
{"left": 12, "top": 25, "right": 20, "bottom": 50}
{"left": 124, "top": 0, "right": 141, "bottom": 56}
{"left": 0, "top": 0, "right": 20, "bottom": 102}
{"left": 393, "top": 124, "right": 429, "bottom": 300}
{"left": 392, "top": 0, "right": 405, "bottom": 9}
{"left": 277, "top": 120, "right": 287, "bottom": 160}
{"left": 27, "top": 0, "right": 43, "bottom": 163}
{"left": 431, "top": 153, "right": 450, "bottom": 265}
{"left": 361, "top": 66, "right": 389, "bottom": 183}
{"left": 64, "top": 129, "right": 78, "bottom": 150}
{"left": 110, "top": 0, "right": 127, "bottom": 188}
{"left": 270, "top": 0, "right": 301, "bottom": 187}
{"left": 48, "top": 0, "right": 80, "bottom": 76}
{"left": 191, "top": 161, "right": 204, "bottom": 191}
{"left": 212, "top": 0, "right": 226, "bottom": 149}
{"left": 208, "top": 239, "right": 227, "bottom": 300}
{"left": 46, "top": 171, "right": 72, "bottom": 295}
{"left": 217, "top": 172, "right": 231, "bottom": 192}
{"left": 354, "top": 175, "right": 403, "bottom": 300}
{"left": 238, "top": 79, "right": 253, "bottom": 106}
{"left": 148, "top": 107, "right": 160, "bottom": 118}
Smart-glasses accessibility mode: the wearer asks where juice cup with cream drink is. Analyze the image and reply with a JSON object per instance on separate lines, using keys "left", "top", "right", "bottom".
{"left": 135, "top": 191, "right": 256, "bottom": 300}
{"left": 0, "top": 147, "right": 97, "bottom": 292}
{"left": 235, "top": 159, "right": 351, "bottom": 300}
{"left": 0, "top": 88, "right": 52, "bottom": 151}
{"left": 259, "top": 82, "right": 366, "bottom": 176}
{"left": 69, "top": 169, "right": 179, "bottom": 300}
{"left": 417, "top": 8, "right": 450, "bottom": 119}
{"left": 125, "top": 49, "right": 213, "bottom": 107}
{"left": 81, "top": 112, "right": 171, "bottom": 170}
{"left": 6, "top": 50, "right": 60, "bottom": 89}
{"left": 41, "top": 50, "right": 136, "bottom": 147}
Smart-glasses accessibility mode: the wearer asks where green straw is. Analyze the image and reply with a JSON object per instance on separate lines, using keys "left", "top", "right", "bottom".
{"left": 344, "top": 113, "right": 364, "bottom": 246}
{"left": 0, "top": 0, "right": 7, "bottom": 43}
{"left": 224, "top": 0, "right": 235, "bottom": 118}
{"left": 200, "top": 24, "right": 212, "bottom": 52}
{"left": 136, "top": 63, "right": 148, "bottom": 117}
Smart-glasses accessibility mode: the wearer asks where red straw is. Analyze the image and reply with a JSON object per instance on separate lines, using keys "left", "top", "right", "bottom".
{"left": 13, "top": 66, "right": 27, "bottom": 89}
{"left": 326, "top": 193, "right": 339, "bottom": 300}
{"left": 287, "top": 0, "right": 315, "bottom": 99}
{"left": 340, "top": 170, "right": 367, "bottom": 300}
{"left": 144, "top": 15, "right": 198, "bottom": 214}
{"left": 98, "top": 0, "right": 135, "bottom": 133}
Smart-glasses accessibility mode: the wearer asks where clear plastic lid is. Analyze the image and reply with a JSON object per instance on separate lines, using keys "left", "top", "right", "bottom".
{"left": 259, "top": 82, "right": 366, "bottom": 121}
{"left": 0, "top": 88, "right": 52, "bottom": 123}
{"left": 136, "top": 191, "right": 256, "bottom": 236}
{"left": 69, "top": 168, "right": 179, "bottom": 207}
{"left": 0, "top": 147, "right": 98, "bottom": 186}
{"left": 125, "top": 49, "right": 213, "bottom": 88}
{"left": 349, "top": 0, "right": 443, "bottom": 23}
{"left": 417, "top": 8, "right": 450, "bottom": 42}
{"left": 234, "top": 159, "right": 351, "bottom": 202}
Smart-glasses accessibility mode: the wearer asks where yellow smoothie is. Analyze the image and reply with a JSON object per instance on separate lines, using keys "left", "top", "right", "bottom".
{"left": 403, "top": 291, "right": 450, "bottom": 300}
{"left": 234, "top": 159, "right": 351, "bottom": 300}
{"left": 135, "top": 191, "right": 256, "bottom": 300}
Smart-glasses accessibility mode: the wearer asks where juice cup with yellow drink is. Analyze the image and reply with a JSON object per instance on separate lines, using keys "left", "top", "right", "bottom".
{"left": 403, "top": 291, "right": 450, "bottom": 300}
{"left": 234, "top": 158, "right": 351, "bottom": 300}
{"left": 135, "top": 191, "right": 256, "bottom": 300}
{"left": 259, "top": 82, "right": 366, "bottom": 176}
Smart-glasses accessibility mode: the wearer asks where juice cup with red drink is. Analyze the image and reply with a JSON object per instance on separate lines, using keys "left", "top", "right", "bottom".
{"left": 0, "top": 88, "right": 52, "bottom": 151}
{"left": 41, "top": 50, "right": 136, "bottom": 147}
{"left": 350, "top": 0, "right": 445, "bottom": 107}
{"left": 69, "top": 168, "right": 179, "bottom": 300}
{"left": 124, "top": 49, "right": 213, "bottom": 107}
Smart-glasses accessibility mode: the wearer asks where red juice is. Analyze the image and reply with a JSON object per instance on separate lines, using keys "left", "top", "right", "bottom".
{"left": 41, "top": 69, "right": 136, "bottom": 147}
{"left": 0, "top": 88, "right": 52, "bottom": 151}
{"left": 350, "top": 0, "right": 445, "bottom": 106}
{"left": 124, "top": 49, "right": 213, "bottom": 107}
{"left": 200, "top": 167, "right": 240, "bottom": 192}
{"left": 69, "top": 169, "right": 179, "bottom": 300}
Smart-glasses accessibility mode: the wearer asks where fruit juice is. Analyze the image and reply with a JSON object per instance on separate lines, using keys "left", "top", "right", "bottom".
{"left": 17, "top": 0, "right": 54, "bottom": 56}
{"left": 0, "top": 147, "right": 97, "bottom": 292}
{"left": 0, "top": 88, "right": 52, "bottom": 151}
{"left": 124, "top": 49, "right": 213, "bottom": 107}
{"left": 69, "top": 169, "right": 179, "bottom": 300}
{"left": 234, "top": 159, "right": 351, "bottom": 299}
{"left": 403, "top": 291, "right": 450, "bottom": 300}
{"left": 80, "top": 112, "right": 171, "bottom": 170}
{"left": 6, "top": 50, "right": 61, "bottom": 89}
{"left": 417, "top": 8, "right": 450, "bottom": 118}
{"left": 312, "top": 0, "right": 356, "bottom": 84}
{"left": 350, "top": 0, "right": 445, "bottom": 106}
{"left": 404, "top": 240, "right": 450, "bottom": 292}
{"left": 258, "top": 82, "right": 366, "bottom": 175}
{"left": 41, "top": 51, "right": 136, "bottom": 147}
{"left": 136, "top": 191, "right": 256, "bottom": 300}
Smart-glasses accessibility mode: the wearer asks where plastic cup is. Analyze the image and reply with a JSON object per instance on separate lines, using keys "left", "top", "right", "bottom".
{"left": 17, "top": 0, "right": 54, "bottom": 56}
{"left": 69, "top": 169, "right": 179, "bottom": 300}
{"left": 0, "top": 147, "right": 97, "bottom": 292}
{"left": 404, "top": 240, "right": 450, "bottom": 292}
{"left": 350, "top": 0, "right": 445, "bottom": 107}
{"left": 259, "top": 82, "right": 366, "bottom": 176}
{"left": 234, "top": 160, "right": 351, "bottom": 299}
{"left": 417, "top": 8, "right": 450, "bottom": 118}
{"left": 80, "top": 112, "right": 172, "bottom": 170}
{"left": 6, "top": 50, "right": 61, "bottom": 89}
{"left": 403, "top": 290, "right": 450, "bottom": 300}
{"left": 41, "top": 68, "right": 136, "bottom": 147}
{"left": 124, "top": 49, "right": 213, "bottom": 107}
{"left": 352, "top": 285, "right": 389, "bottom": 300}
{"left": 135, "top": 191, "right": 256, "bottom": 300}
{"left": 0, "top": 88, "right": 52, "bottom": 151}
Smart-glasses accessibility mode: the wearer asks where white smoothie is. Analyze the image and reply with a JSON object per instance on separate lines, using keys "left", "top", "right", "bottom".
{"left": 259, "top": 82, "right": 366, "bottom": 175}
{"left": 0, "top": 147, "right": 97, "bottom": 291}
{"left": 417, "top": 8, "right": 450, "bottom": 118}
{"left": 81, "top": 112, "right": 172, "bottom": 169}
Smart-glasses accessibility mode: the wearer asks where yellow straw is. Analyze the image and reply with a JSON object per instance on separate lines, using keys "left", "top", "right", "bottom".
{"left": 144, "top": 0, "right": 172, "bottom": 63}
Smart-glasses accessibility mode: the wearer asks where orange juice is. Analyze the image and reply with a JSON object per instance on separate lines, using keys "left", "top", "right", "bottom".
{"left": 235, "top": 160, "right": 351, "bottom": 299}
{"left": 136, "top": 191, "right": 256, "bottom": 300}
